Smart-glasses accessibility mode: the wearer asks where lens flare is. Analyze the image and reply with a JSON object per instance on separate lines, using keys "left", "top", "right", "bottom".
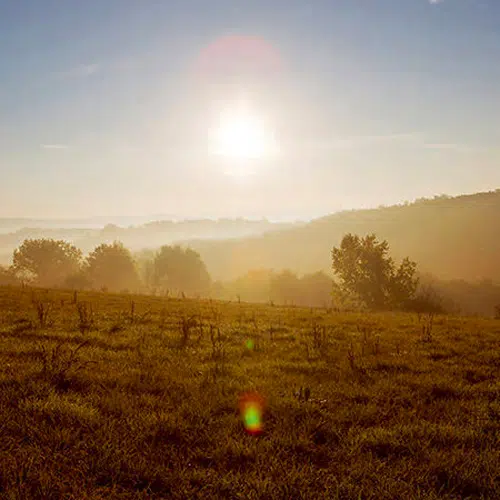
{"left": 238, "top": 392, "right": 265, "bottom": 435}
{"left": 245, "top": 339, "right": 255, "bottom": 350}
{"left": 195, "top": 35, "right": 283, "bottom": 81}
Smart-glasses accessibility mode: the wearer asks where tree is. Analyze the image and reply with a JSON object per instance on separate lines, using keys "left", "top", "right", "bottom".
{"left": 230, "top": 269, "right": 273, "bottom": 303}
{"left": 86, "top": 241, "right": 141, "bottom": 292}
{"left": 299, "top": 271, "right": 334, "bottom": 308}
{"left": 153, "top": 245, "right": 211, "bottom": 296}
{"left": 12, "top": 239, "right": 82, "bottom": 287}
{"left": 389, "top": 257, "right": 419, "bottom": 309}
{"left": 332, "top": 234, "right": 418, "bottom": 310}
{"left": 270, "top": 270, "right": 301, "bottom": 305}
{"left": 407, "top": 283, "right": 445, "bottom": 315}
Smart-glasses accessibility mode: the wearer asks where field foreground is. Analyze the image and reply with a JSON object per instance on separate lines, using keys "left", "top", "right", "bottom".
{"left": 0, "top": 286, "right": 499, "bottom": 499}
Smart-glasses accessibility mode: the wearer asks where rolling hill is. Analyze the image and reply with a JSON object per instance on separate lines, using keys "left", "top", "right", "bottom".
{"left": 0, "top": 218, "right": 300, "bottom": 266}
{"left": 190, "top": 190, "right": 500, "bottom": 283}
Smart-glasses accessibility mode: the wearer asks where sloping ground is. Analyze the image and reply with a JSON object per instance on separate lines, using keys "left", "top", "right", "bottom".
{"left": 0, "top": 286, "right": 499, "bottom": 498}
{"left": 192, "top": 190, "right": 500, "bottom": 282}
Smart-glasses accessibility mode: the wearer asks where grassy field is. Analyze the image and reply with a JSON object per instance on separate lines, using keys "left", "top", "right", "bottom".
{"left": 0, "top": 286, "right": 499, "bottom": 499}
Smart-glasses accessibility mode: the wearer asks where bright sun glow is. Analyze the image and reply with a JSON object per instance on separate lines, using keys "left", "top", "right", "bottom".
{"left": 212, "top": 110, "right": 274, "bottom": 161}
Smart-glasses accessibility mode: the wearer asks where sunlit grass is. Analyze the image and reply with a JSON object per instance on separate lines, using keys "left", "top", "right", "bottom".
{"left": 0, "top": 285, "right": 499, "bottom": 498}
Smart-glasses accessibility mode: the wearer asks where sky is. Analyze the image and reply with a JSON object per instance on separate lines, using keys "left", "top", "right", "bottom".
{"left": 1, "top": 0, "right": 500, "bottom": 220}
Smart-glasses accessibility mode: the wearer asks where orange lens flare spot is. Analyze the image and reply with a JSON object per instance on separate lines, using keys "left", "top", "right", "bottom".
{"left": 238, "top": 391, "right": 265, "bottom": 435}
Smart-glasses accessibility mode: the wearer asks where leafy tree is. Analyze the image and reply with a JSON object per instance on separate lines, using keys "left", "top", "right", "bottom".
{"left": 153, "top": 245, "right": 211, "bottom": 296}
{"left": 230, "top": 269, "right": 273, "bottom": 303}
{"left": 86, "top": 241, "right": 141, "bottom": 292}
{"left": 332, "top": 234, "right": 418, "bottom": 310}
{"left": 12, "top": 239, "right": 82, "bottom": 287}
{"left": 407, "top": 283, "right": 445, "bottom": 315}
{"left": 270, "top": 270, "right": 301, "bottom": 305}
{"left": 299, "top": 271, "right": 333, "bottom": 308}
{"left": 389, "top": 257, "right": 419, "bottom": 309}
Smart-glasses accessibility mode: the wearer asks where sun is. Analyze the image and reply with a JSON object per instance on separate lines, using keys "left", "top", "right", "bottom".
{"left": 212, "top": 109, "right": 274, "bottom": 161}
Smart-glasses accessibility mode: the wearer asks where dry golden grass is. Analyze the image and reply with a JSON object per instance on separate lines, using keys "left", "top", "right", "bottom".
{"left": 0, "top": 285, "right": 499, "bottom": 499}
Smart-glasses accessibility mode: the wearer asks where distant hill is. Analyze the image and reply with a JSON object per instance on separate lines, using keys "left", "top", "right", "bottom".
{"left": 2, "top": 191, "right": 499, "bottom": 287}
{"left": 0, "top": 215, "right": 179, "bottom": 233}
{"left": 189, "top": 190, "right": 500, "bottom": 283}
{"left": 0, "top": 218, "right": 300, "bottom": 265}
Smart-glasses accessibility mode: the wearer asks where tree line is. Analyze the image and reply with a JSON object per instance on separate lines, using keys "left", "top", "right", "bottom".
{"left": 0, "top": 239, "right": 211, "bottom": 296}
{"left": 0, "top": 238, "right": 337, "bottom": 306}
{"left": 1, "top": 234, "right": 492, "bottom": 314}
{"left": 212, "top": 269, "right": 334, "bottom": 308}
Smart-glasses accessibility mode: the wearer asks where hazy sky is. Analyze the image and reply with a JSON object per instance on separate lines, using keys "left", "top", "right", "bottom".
{"left": 1, "top": 0, "right": 500, "bottom": 220}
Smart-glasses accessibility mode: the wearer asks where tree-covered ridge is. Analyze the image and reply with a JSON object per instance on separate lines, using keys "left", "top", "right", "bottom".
{"left": 192, "top": 190, "right": 500, "bottom": 283}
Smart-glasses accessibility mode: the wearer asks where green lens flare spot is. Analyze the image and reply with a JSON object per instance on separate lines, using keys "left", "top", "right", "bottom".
{"left": 238, "top": 391, "right": 265, "bottom": 435}
{"left": 244, "top": 406, "right": 261, "bottom": 428}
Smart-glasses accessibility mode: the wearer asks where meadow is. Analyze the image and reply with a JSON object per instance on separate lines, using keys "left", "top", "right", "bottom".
{"left": 0, "top": 285, "right": 498, "bottom": 499}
